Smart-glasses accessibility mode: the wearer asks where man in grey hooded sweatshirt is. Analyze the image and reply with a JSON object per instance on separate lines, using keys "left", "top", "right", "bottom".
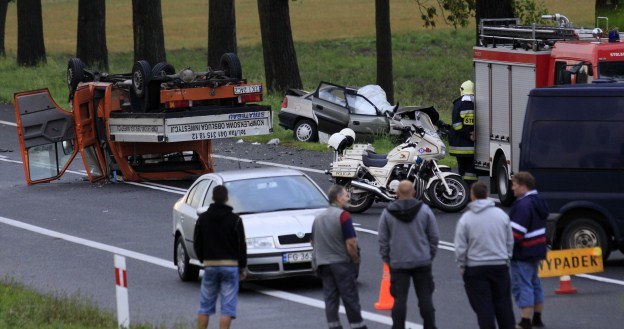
{"left": 454, "top": 181, "right": 515, "bottom": 329}
{"left": 378, "top": 180, "right": 439, "bottom": 329}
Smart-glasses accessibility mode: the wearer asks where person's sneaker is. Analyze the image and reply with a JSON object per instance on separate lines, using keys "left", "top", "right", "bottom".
{"left": 532, "top": 319, "right": 545, "bottom": 327}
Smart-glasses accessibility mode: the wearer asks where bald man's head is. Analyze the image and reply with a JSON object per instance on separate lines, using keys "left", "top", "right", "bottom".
{"left": 397, "top": 180, "right": 415, "bottom": 199}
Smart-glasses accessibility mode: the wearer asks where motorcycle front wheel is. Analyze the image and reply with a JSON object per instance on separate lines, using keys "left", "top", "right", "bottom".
{"left": 427, "top": 175, "right": 469, "bottom": 212}
{"left": 342, "top": 181, "right": 375, "bottom": 213}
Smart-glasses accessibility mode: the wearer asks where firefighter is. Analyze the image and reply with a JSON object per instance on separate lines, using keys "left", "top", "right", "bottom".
{"left": 449, "top": 80, "right": 477, "bottom": 185}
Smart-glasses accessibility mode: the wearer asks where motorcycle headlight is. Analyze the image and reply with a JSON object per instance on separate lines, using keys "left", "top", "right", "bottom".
{"left": 246, "top": 236, "right": 275, "bottom": 249}
{"left": 440, "top": 146, "right": 446, "bottom": 156}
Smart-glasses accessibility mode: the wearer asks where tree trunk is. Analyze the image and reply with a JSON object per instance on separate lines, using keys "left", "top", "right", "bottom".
{"left": 207, "top": 0, "right": 236, "bottom": 70}
{"left": 132, "top": 0, "right": 166, "bottom": 65}
{"left": 475, "top": 0, "right": 514, "bottom": 45}
{"left": 17, "top": 0, "right": 46, "bottom": 66}
{"left": 375, "top": 0, "right": 394, "bottom": 104}
{"left": 77, "top": 0, "right": 108, "bottom": 71}
{"left": 0, "top": 0, "right": 8, "bottom": 57}
{"left": 257, "top": 0, "right": 302, "bottom": 93}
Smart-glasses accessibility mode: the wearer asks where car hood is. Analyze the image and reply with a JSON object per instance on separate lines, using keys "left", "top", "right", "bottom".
{"left": 241, "top": 208, "right": 324, "bottom": 239}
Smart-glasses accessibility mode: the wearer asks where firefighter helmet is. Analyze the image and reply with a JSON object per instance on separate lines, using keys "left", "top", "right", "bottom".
{"left": 460, "top": 80, "right": 474, "bottom": 96}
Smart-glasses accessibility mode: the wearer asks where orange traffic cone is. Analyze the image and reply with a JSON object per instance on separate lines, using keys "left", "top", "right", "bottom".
{"left": 374, "top": 263, "right": 394, "bottom": 310}
{"left": 555, "top": 275, "right": 577, "bottom": 294}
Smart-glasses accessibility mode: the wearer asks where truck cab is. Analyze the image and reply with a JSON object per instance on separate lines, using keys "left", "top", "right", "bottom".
{"left": 473, "top": 14, "right": 624, "bottom": 205}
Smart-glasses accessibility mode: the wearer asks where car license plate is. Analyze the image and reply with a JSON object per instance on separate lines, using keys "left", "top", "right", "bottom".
{"left": 282, "top": 251, "right": 312, "bottom": 263}
{"left": 234, "top": 84, "right": 262, "bottom": 94}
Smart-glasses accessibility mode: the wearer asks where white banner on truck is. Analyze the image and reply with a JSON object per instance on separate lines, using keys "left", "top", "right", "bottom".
{"left": 108, "top": 110, "right": 272, "bottom": 143}
{"left": 165, "top": 110, "right": 271, "bottom": 142}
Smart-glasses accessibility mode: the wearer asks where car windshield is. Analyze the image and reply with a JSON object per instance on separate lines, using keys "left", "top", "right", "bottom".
{"left": 598, "top": 61, "right": 624, "bottom": 80}
{"left": 224, "top": 175, "right": 328, "bottom": 214}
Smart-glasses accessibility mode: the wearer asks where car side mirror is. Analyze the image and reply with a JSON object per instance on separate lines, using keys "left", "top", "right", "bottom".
{"left": 62, "top": 140, "right": 75, "bottom": 155}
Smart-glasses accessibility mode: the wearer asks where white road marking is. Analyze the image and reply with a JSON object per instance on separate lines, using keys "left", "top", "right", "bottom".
{"left": 0, "top": 120, "right": 17, "bottom": 127}
{"left": 1, "top": 145, "right": 623, "bottom": 289}
{"left": 0, "top": 214, "right": 421, "bottom": 328}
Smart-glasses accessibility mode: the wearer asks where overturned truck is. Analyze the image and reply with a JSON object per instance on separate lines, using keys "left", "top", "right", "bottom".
{"left": 14, "top": 53, "right": 272, "bottom": 184}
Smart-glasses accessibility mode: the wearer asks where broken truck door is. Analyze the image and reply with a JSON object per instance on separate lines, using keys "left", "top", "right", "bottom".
{"left": 13, "top": 89, "right": 78, "bottom": 184}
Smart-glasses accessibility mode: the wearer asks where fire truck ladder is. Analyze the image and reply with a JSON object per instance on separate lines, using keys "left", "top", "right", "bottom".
{"left": 479, "top": 18, "right": 577, "bottom": 51}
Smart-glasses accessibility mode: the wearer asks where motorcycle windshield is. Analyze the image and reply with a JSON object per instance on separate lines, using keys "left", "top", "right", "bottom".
{"left": 414, "top": 111, "right": 439, "bottom": 138}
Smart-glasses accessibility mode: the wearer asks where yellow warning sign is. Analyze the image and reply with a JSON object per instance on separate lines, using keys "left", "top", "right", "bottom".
{"left": 538, "top": 248, "right": 603, "bottom": 278}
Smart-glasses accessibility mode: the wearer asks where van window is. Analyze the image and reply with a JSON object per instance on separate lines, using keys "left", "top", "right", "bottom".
{"left": 529, "top": 121, "right": 624, "bottom": 169}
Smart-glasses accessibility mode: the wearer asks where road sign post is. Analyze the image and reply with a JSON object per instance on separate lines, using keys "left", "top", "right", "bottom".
{"left": 114, "top": 254, "right": 130, "bottom": 329}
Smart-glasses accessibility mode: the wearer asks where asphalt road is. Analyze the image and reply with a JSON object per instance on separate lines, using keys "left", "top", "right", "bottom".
{"left": 1, "top": 103, "right": 623, "bottom": 329}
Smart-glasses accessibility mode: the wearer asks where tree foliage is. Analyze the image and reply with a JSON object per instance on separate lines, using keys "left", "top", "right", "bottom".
{"left": 596, "top": 0, "right": 624, "bottom": 30}
{"left": 414, "top": 0, "right": 548, "bottom": 29}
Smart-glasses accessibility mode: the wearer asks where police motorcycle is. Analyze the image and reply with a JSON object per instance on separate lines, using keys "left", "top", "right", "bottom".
{"left": 326, "top": 106, "right": 469, "bottom": 213}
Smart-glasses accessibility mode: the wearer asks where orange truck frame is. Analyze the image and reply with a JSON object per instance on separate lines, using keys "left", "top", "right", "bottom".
{"left": 14, "top": 53, "right": 272, "bottom": 185}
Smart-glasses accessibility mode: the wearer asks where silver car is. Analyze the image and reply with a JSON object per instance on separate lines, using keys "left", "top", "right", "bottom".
{"left": 172, "top": 168, "right": 328, "bottom": 281}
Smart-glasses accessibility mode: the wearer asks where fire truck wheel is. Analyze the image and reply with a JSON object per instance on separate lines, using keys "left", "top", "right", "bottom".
{"left": 561, "top": 217, "right": 611, "bottom": 260}
{"left": 67, "top": 58, "right": 85, "bottom": 94}
{"left": 152, "top": 62, "right": 176, "bottom": 77}
{"left": 294, "top": 119, "right": 318, "bottom": 142}
{"left": 132, "top": 60, "right": 152, "bottom": 99}
{"left": 495, "top": 156, "right": 515, "bottom": 206}
{"left": 175, "top": 237, "right": 200, "bottom": 281}
{"left": 220, "top": 52, "right": 242, "bottom": 80}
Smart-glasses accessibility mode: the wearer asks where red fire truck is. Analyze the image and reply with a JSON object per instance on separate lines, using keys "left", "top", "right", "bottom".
{"left": 14, "top": 53, "right": 272, "bottom": 184}
{"left": 473, "top": 14, "right": 624, "bottom": 205}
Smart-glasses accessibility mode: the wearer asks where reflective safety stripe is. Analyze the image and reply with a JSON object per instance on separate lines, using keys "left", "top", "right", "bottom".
{"left": 449, "top": 146, "right": 475, "bottom": 155}
{"left": 460, "top": 110, "right": 474, "bottom": 117}
{"left": 350, "top": 322, "right": 367, "bottom": 328}
{"left": 453, "top": 122, "right": 463, "bottom": 130}
{"left": 329, "top": 322, "right": 342, "bottom": 329}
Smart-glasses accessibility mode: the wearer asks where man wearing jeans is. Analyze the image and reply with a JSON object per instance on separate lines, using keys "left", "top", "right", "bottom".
{"left": 194, "top": 185, "right": 247, "bottom": 329}
{"left": 378, "top": 180, "right": 440, "bottom": 329}
{"left": 312, "top": 185, "right": 367, "bottom": 329}
{"left": 509, "top": 172, "right": 549, "bottom": 329}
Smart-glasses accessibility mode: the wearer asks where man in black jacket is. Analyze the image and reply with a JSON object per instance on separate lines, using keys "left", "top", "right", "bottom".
{"left": 194, "top": 185, "right": 247, "bottom": 329}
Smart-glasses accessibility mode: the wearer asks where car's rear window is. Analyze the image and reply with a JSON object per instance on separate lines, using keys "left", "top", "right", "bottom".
{"left": 225, "top": 175, "right": 328, "bottom": 214}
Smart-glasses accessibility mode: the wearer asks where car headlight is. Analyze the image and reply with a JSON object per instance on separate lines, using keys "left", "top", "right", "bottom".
{"left": 246, "top": 237, "right": 275, "bottom": 249}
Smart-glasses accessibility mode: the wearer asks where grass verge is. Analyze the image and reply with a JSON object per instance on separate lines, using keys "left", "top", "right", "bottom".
{"left": 0, "top": 279, "right": 183, "bottom": 329}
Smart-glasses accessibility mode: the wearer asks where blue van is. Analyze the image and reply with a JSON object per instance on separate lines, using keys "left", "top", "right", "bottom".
{"left": 519, "top": 83, "right": 624, "bottom": 259}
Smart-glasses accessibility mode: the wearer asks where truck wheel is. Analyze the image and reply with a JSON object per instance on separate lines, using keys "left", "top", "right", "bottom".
{"left": 294, "top": 119, "right": 318, "bottom": 142}
{"left": 132, "top": 60, "right": 152, "bottom": 99}
{"left": 67, "top": 58, "right": 85, "bottom": 95}
{"left": 175, "top": 237, "right": 199, "bottom": 281}
{"left": 495, "top": 156, "right": 515, "bottom": 206}
{"left": 220, "top": 53, "right": 242, "bottom": 80}
{"left": 561, "top": 218, "right": 611, "bottom": 260}
{"left": 152, "top": 62, "right": 175, "bottom": 77}
{"left": 427, "top": 175, "right": 469, "bottom": 212}
{"left": 343, "top": 181, "right": 374, "bottom": 213}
